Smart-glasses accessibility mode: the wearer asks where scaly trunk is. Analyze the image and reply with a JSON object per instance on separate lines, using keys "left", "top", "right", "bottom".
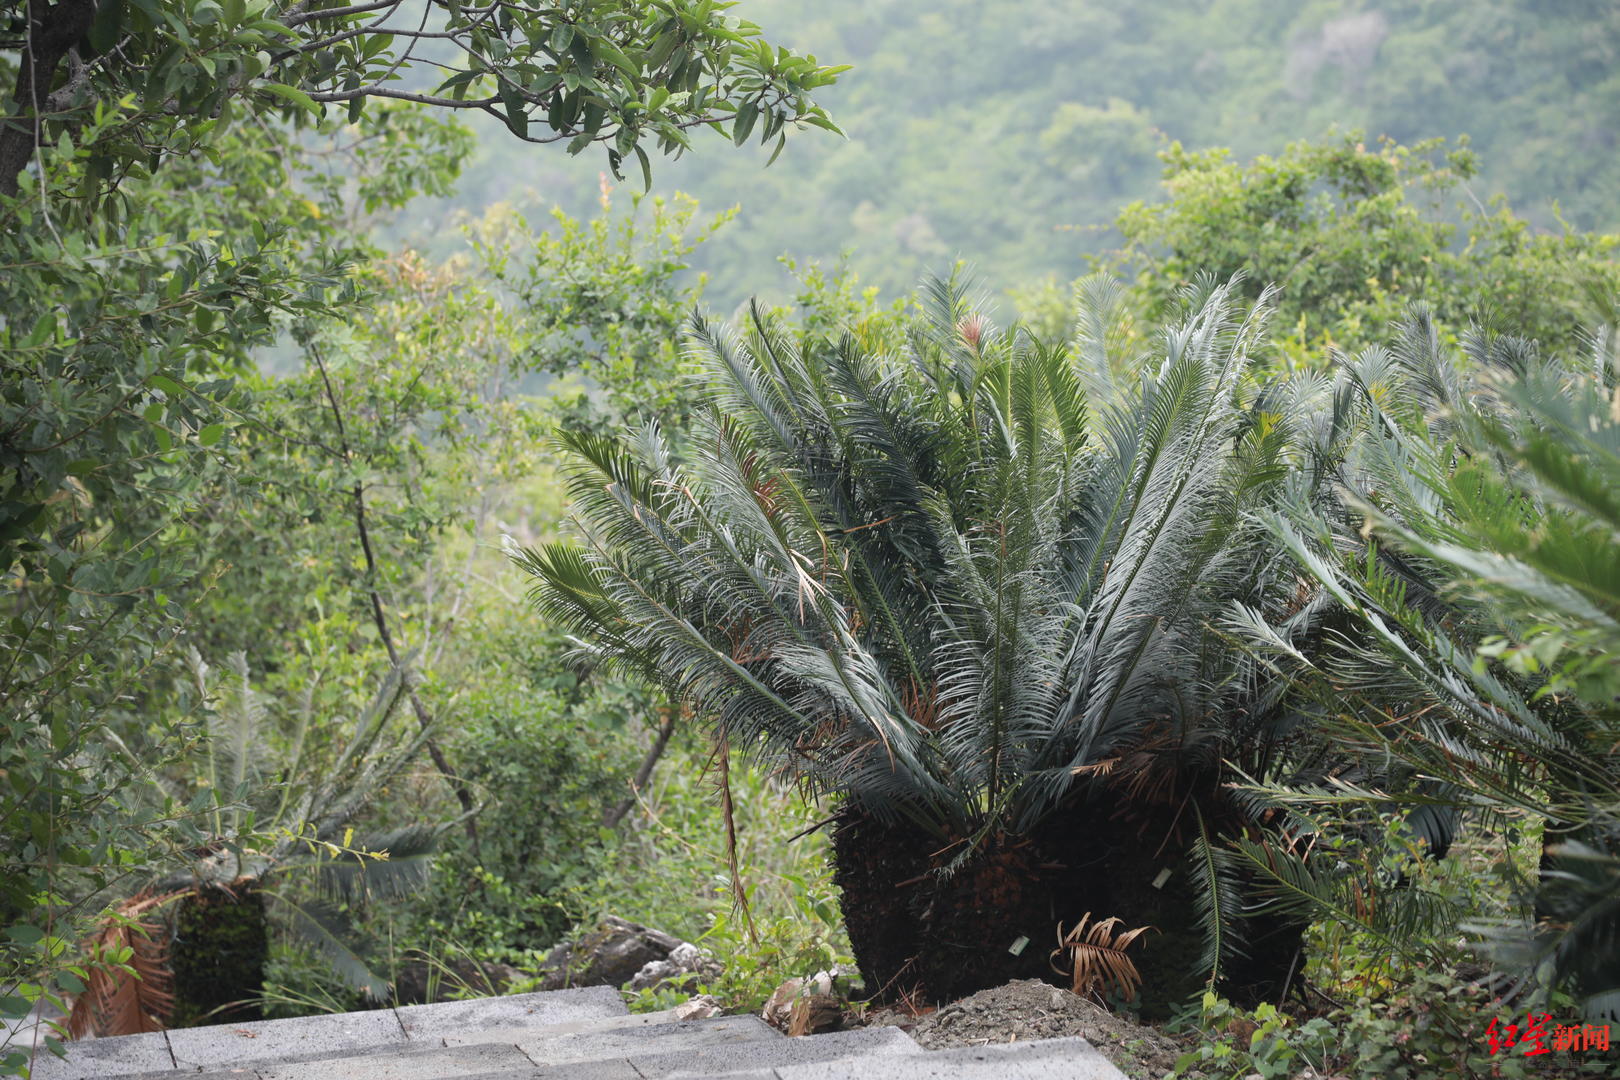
{"left": 170, "top": 883, "right": 270, "bottom": 1027}
{"left": 831, "top": 800, "right": 1302, "bottom": 1015}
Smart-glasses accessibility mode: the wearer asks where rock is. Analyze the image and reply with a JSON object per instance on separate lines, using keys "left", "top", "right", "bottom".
{"left": 393, "top": 956, "right": 523, "bottom": 1005}
{"left": 673, "top": 995, "right": 723, "bottom": 1021}
{"left": 535, "top": 916, "right": 720, "bottom": 993}
{"left": 630, "top": 940, "right": 723, "bottom": 993}
{"left": 761, "top": 969, "right": 845, "bottom": 1033}
{"left": 788, "top": 993, "right": 844, "bottom": 1036}
{"left": 762, "top": 978, "right": 804, "bottom": 1031}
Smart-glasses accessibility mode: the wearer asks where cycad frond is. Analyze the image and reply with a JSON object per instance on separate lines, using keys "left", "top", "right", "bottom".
{"left": 524, "top": 272, "right": 1342, "bottom": 985}
{"left": 267, "top": 892, "right": 390, "bottom": 1003}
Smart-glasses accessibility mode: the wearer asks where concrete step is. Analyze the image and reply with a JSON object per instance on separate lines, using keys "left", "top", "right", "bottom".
{"left": 29, "top": 985, "right": 628, "bottom": 1080}
{"left": 29, "top": 988, "right": 1130, "bottom": 1080}
{"left": 450, "top": 1025, "right": 922, "bottom": 1080}
{"left": 390, "top": 987, "right": 630, "bottom": 1045}
{"left": 775, "top": 1036, "right": 1122, "bottom": 1079}
{"left": 252, "top": 1014, "right": 784, "bottom": 1080}
{"left": 19, "top": 1030, "right": 176, "bottom": 1080}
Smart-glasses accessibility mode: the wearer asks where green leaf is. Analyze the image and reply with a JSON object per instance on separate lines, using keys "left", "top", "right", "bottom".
{"left": 593, "top": 39, "right": 639, "bottom": 79}
{"left": 261, "top": 82, "right": 319, "bottom": 115}
{"left": 21, "top": 310, "right": 55, "bottom": 348}
{"left": 634, "top": 144, "right": 652, "bottom": 192}
{"left": 150, "top": 374, "right": 186, "bottom": 396}
{"left": 499, "top": 81, "right": 529, "bottom": 139}
{"left": 198, "top": 423, "right": 226, "bottom": 447}
{"left": 732, "top": 99, "right": 759, "bottom": 146}
{"left": 89, "top": 0, "right": 125, "bottom": 54}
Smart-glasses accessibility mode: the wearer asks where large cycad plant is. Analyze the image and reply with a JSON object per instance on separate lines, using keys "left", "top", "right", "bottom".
{"left": 520, "top": 276, "right": 1334, "bottom": 1005}
{"left": 1235, "top": 306, "right": 1620, "bottom": 1019}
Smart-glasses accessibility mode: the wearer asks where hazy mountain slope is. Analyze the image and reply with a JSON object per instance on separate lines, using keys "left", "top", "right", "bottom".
{"left": 398, "top": 0, "right": 1620, "bottom": 305}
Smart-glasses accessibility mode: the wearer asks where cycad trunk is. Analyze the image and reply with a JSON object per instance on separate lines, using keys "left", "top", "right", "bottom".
{"left": 170, "top": 883, "right": 270, "bottom": 1026}
{"left": 831, "top": 802, "right": 1300, "bottom": 1014}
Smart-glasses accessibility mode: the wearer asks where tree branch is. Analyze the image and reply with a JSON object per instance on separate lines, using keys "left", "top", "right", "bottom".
{"left": 281, "top": 0, "right": 404, "bottom": 28}
{"left": 309, "top": 343, "right": 481, "bottom": 851}
{"left": 303, "top": 84, "right": 500, "bottom": 108}
{"left": 602, "top": 707, "right": 676, "bottom": 830}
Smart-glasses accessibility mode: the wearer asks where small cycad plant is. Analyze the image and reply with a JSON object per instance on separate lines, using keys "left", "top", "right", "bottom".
{"left": 68, "top": 651, "right": 441, "bottom": 1034}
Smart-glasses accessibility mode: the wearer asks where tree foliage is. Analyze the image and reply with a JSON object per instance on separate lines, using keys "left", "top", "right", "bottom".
{"left": 437, "top": 1, "right": 1620, "bottom": 303}
{"left": 0, "top": 0, "right": 844, "bottom": 204}
{"left": 1113, "top": 134, "right": 1620, "bottom": 357}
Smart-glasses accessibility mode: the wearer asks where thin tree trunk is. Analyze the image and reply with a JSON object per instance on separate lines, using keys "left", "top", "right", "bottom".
{"left": 310, "top": 346, "right": 480, "bottom": 851}
{"left": 602, "top": 708, "right": 676, "bottom": 829}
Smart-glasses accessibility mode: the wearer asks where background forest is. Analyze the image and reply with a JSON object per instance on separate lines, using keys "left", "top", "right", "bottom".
{"left": 3, "top": 2, "right": 1619, "bottom": 1080}
{"left": 416, "top": 0, "right": 1620, "bottom": 301}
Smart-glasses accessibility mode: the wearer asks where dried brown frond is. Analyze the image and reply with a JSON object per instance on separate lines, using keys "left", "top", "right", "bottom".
{"left": 901, "top": 677, "right": 940, "bottom": 729}
{"left": 713, "top": 734, "right": 760, "bottom": 948}
{"left": 1049, "top": 912, "right": 1153, "bottom": 1003}
{"left": 68, "top": 891, "right": 184, "bottom": 1038}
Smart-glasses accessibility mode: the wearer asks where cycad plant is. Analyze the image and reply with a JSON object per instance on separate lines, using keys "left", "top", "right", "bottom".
{"left": 520, "top": 275, "right": 1341, "bottom": 1005}
{"left": 1234, "top": 305, "right": 1620, "bottom": 1019}
{"left": 71, "top": 652, "right": 441, "bottom": 1034}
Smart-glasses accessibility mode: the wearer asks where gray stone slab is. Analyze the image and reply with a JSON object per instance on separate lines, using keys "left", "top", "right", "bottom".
{"left": 514, "top": 1014, "right": 778, "bottom": 1066}
{"left": 166, "top": 1008, "right": 406, "bottom": 1070}
{"left": 454, "top": 1060, "right": 642, "bottom": 1080}
{"left": 115, "top": 1070, "right": 259, "bottom": 1080}
{"left": 393, "top": 986, "right": 625, "bottom": 1041}
{"left": 438, "top": 1007, "right": 682, "bottom": 1047}
{"left": 775, "top": 1035, "right": 1125, "bottom": 1080}
{"left": 29, "top": 1030, "right": 175, "bottom": 1080}
{"left": 639, "top": 1025, "right": 921, "bottom": 1077}
{"left": 256, "top": 1040, "right": 533, "bottom": 1080}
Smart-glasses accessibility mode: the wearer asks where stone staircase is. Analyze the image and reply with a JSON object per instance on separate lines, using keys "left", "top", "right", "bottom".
{"left": 21, "top": 985, "right": 1126, "bottom": 1079}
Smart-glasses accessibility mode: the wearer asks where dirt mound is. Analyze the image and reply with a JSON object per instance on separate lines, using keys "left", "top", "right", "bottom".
{"left": 862, "top": 979, "right": 1189, "bottom": 1079}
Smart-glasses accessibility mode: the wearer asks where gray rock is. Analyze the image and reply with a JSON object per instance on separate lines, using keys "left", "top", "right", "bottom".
{"left": 630, "top": 940, "right": 723, "bottom": 993}
{"left": 535, "top": 917, "right": 686, "bottom": 991}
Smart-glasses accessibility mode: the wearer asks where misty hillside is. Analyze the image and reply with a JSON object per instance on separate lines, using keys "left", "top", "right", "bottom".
{"left": 398, "top": 0, "right": 1620, "bottom": 303}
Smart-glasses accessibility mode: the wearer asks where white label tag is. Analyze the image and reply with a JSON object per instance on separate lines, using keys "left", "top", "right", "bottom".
{"left": 1151, "top": 868, "right": 1173, "bottom": 889}
{"left": 1008, "top": 935, "right": 1030, "bottom": 956}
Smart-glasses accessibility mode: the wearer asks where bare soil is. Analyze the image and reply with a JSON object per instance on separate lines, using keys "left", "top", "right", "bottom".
{"left": 857, "top": 978, "right": 1194, "bottom": 1079}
